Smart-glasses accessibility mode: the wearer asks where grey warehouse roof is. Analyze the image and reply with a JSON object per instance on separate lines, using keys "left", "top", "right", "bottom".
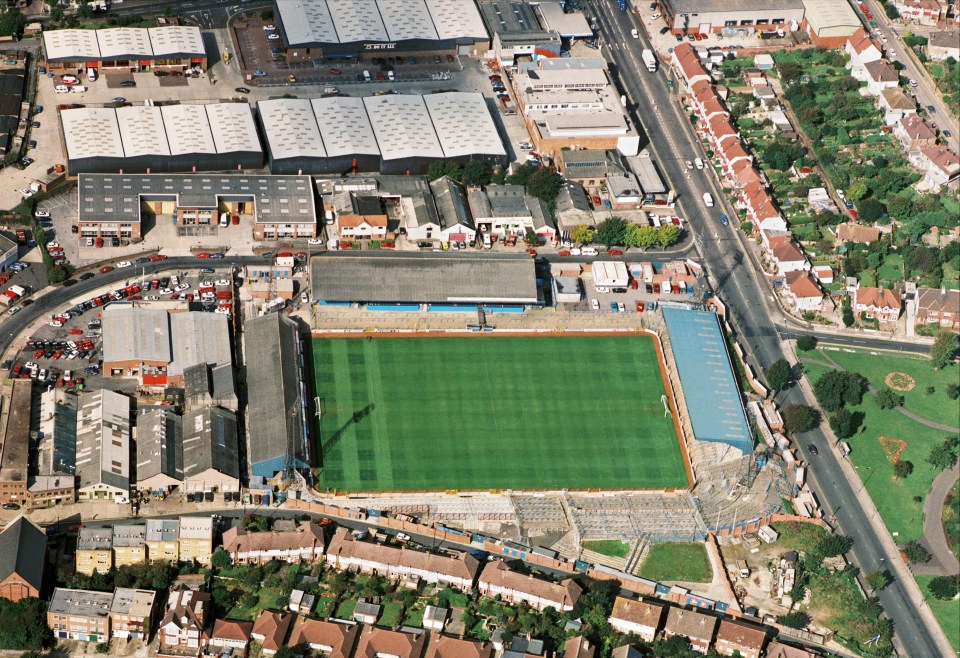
{"left": 102, "top": 306, "right": 172, "bottom": 363}
{"left": 136, "top": 408, "right": 184, "bottom": 483}
{"left": 363, "top": 95, "right": 444, "bottom": 162}
{"left": 310, "top": 253, "right": 539, "bottom": 304}
{"left": 79, "top": 173, "right": 317, "bottom": 226}
{"left": 663, "top": 0, "right": 802, "bottom": 12}
{"left": 169, "top": 312, "right": 233, "bottom": 376}
{"left": 182, "top": 407, "right": 240, "bottom": 480}
{"left": 43, "top": 25, "right": 204, "bottom": 62}
{"left": 422, "top": 92, "right": 506, "bottom": 160}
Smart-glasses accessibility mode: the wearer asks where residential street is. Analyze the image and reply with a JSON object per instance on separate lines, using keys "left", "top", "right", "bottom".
{"left": 584, "top": 0, "right": 951, "bottom": 654}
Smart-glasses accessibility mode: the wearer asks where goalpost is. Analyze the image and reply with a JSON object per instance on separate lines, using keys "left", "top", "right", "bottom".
{"left": 661, "top": 394, "right": 670, "bottom": 417}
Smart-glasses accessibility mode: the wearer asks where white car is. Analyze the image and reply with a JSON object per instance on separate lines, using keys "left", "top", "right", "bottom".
{"left": 651, "top": 12, "right": 661, "bottom": 19}
{"left": 215, "top": 279, "right": 230, "bottom": 286}
{"left": 86, "top": 237, "right": 93, "bottom": 247}
{"left": 617, "top": 302, "right": 626, "bottom": 312}
{"left": 214, "top": 308, "right": 231, "bottom": 315}
{"left": 49, "top": 320, "right": 63, "bottom": 327}
{"left": 7, "top": 306, "right": 19, "bottom": 315}
{"left": 396, "top": 532, "right": 411, "bottom": 542}
{"left": 19, "top": 188, "right": 32, "bottom": 197}
{"left": 590, "top": 299, "right": 599, "bottom": 310}
{"left": 200, "top": 281, "right": 214, "bottom": 288}
{"left": 263, "top": 24, "right": 276, "bottom": 30}
{"left": 146, "top": 295, "right": 159, "bottom": 301}
{"left": 175, "top": 283, "right": 190, "bottom": 291}
{"left": 596, "top": 286, "right": 609, "bottom": 293}
{"left": 909, "top": 79, "right": 918, "bottom": 87}
{"left": 308, "top": 238, "right": 323, "bottom": 245}
{"left": 115, "top": 261, "right": 132, "bottom": 268}
{"left": 267, "top": 33, "right": 281, "bottom": 40}
{"left": 686, "top": 160, "right": 694, "bottom": 170}
{"left": 115, "top": 497, "right": 130, "bottom": 505}
{"left": 694, "top": 158, "right": 704, "bottom": 170}
{"left": 837, "top": 189, "right": 846, "bottom": 199}
{"left": 34, "top": 210, "right": 50, "bottom": 219}
{"left": 48, "top": 241, "right": 59, "bottom": 248}
{"left": 889, "top": 50, "right": 896, "bottom": 58}
{"left": 161, "top": 288, "right": 173, "bottom": 295}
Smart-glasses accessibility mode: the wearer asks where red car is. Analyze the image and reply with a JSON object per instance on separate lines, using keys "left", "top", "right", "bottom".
{"left": 196, "top": 252, "right": 210, "bottom": 258}
{"left": 149, "top": 254, "right": 168, "bottom": 261}
{"left": 277, "top": 251, "right": 292, "bottom": 258}
{"left": 592, "top": 195, "right": 601, "bottom": 205}
{"left": 380, "top": 241, "right": 395, "bottom": 249}
{"left": 33, "top": 349, "right": 44, "bottom": 359}
{"left": 216, "top": 291, "right": 232, "bottom": 300}
{"left": 558, "top": 249, "right": 571, "bottom": 257}
{"left": 99, "top": 265, "right": 114, "bottom": 273}
{"left": 339, "top": 241, "right": 352, "bottom": 249}
{"left": 232, "top": 215, "right": 240, "bottom": 225}
{"left": 95, "top": 237, "right": 103, "bottom": 248}
{"left": 68, "top": 327, "right": 83, "bottom": 335}
{"left": 630, "top": 279, "right": 639, "bottom": 289}
{"left": 607, "top": 249, "right": 623, "bottom": 256}
{"left": 636, "top": 301, "right": 645, "bottom": 312}
{"left": 328, "top": 68, "right": 341, "bottom": 75}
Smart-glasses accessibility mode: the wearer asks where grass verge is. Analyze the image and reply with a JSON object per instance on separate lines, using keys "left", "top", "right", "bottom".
{"left": 637, "top": 542, "right": 712, "bottom": 583}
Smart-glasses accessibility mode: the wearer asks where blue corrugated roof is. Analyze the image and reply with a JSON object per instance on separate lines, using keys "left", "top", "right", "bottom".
{"left": 662, "top": 307, "right": 753, "bottom": 453}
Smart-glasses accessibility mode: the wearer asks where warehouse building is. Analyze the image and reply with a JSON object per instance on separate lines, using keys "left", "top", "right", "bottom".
{"left": 258, "top": 92, "right": 505, "bottom": 176}
{"left": 800, "top": 0, "right": 861, "bottom": 47}
{"left": 77, "top": 173, "right": 317, "bottom": 241}
{"left": 75, "top": 390, "right": 132, "bottom": 501}
{"left": 244, "top": 313, "right": 311, "bottom": 482}
{"left": 660, "top": 0, "right": 804, "bottom": 35}
{"left": 311, "top": 252, "right": 540, "bottom": 306}
{"left": 0, "top": 65, "right": 25, "bottom": 154}
{"left": 135, "top": 408, "right": 183, "bottom": 493}
{"left": 182, "top": 407, "right": 241, "bottom": 497}
{"left": 480, "top": 0, "right": 563, "bottom": 66}
{"left": 41, "top": 26, "right": 206, "bottom": 73}
{"left": 272, "top": 0, "right": 488, "bottom": 61}
{"left": 60, "top": 103, "right": 262, "bottom": 175}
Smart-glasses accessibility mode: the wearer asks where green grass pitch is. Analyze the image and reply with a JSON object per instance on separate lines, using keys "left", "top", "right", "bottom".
{"left": 311, "top": 335, "right": 688, "bottom": 492}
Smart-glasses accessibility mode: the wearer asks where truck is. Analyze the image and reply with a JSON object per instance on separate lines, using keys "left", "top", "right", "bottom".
{"left": 642, "top": 49, "right": 657, "bottom": 72}
{"left": 703, "top": 192, "right": 714, "bottom": 207}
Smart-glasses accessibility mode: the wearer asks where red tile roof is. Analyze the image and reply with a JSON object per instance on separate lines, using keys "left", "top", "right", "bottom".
{"left": 716, "top": 620, "right": 767, "bottom": 652}
{"left": 772, "top": 240, "right": 806, "bottom": 264}
{"left": 720, "top": 141, "right": 750, "bottom": 163}
{"left": 921, "top": 146, "right": 960, "bottom": 175}
{"left": 900, "top": 114, "right": 937, "bottom": 140}
{"left": 252, "top": 610, "right": 293, "bottom": 653}
{"left": 212, "top": 619, "right": 252, "bottom": 643}
{"left": 847, "top": 27, "right": 881, "bottom": 55}
{"left": 354, "top": 627, "right": 427, "bottom": 658}
{"left": 288, "top": 617, "right": 359, "bottom": 658}
{"left": 855, "top": 286, "right": 901, "bottom": 310}
{"left": 424, "top": 636, "right": 492, "bottom": 658}
{"left": 611, "top": 597, "right": 666, "bottom": 629}
{"left": 479, "top": 560, "right": 582, "bottom": 608}
{"left": 785, "top": 271, "right": 822, "bottom": 299}
{"left": 221, "top": 522, "right": 325, "bottom": 556}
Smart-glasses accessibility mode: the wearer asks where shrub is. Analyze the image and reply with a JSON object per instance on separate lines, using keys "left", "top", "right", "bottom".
{"left": 866, "top": 570, "right": 890, "bottom": 591}
{"left": 796, "top": 335, "right": 818, "bottom": 352}
{"left": 901, "top": 541, "right": 931, "bottom": 564}
{"left": 893, "top": 460, "right": 914, "bottom": 479}
{"left": 784, "top": 404, "right": 819, "bottom": 434}
{"left": 928, "top": 436, "right": 960, "bottom": 471}
{"left": 815, "top": 534, "right": 852, "bottom": 558}
{"left": 927, "top": 575, "right": 960, "bottom": 600}
{"left": 777, "top": 610, "right": 811, "bottom": 629}
{"left": 875, "top": 387, "right": 904, "bottom": 409}
{"left": 947, "top": 383, "right": 960, "bottom": 400}
{"left": 930, "top": 331, "right": 958, "bottom": 370}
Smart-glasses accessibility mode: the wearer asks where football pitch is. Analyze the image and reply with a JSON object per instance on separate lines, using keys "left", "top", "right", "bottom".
{"left": 311, "top": 335, "right": 689, "bottom": 492}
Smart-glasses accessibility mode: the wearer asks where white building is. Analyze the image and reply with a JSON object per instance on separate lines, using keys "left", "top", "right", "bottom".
{"left": 75, "top": 390, "right": 131, "bottom": 501}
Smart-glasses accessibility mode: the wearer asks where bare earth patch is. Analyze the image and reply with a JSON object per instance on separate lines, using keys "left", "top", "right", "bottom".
{"left": 884, "top": 371, "right": 916, "bottom": 391}
{"left": 879, "top": 436, "right": 907, "bottom": 463}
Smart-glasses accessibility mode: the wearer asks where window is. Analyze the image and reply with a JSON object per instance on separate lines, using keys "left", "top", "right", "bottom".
{"left": 724, "top": 20, "right": 737, "bottom": 26}
{"left": 757, "top": 19, "right": 769, "bottom": 25}
{"left": 740, "top": 19, "right": 753, "bottom": 26}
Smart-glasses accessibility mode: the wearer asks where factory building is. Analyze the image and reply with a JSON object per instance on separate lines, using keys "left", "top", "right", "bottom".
{"left": 41, "top": 26, "right": 206, "bottom": 73}
{"left": 659, "top": 0, "right": 804, "bottom": 35}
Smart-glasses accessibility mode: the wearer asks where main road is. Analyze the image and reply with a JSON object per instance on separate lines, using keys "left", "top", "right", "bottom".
{"left": 585, "top": 0, "right": 947, "bottom": 654}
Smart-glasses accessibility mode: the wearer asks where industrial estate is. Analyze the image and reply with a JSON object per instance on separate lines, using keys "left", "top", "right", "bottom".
{"left": 0, "top": 0, "right": 956, "bottom": 657}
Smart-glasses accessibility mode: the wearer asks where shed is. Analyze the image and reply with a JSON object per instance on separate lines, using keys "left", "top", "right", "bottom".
{"left": 758, "top": 525, "right": 780, "bottom": 543}
{"left": 754, "top": 54, "right": 774, "bottom": 70}
{"left": 591, "top": 260, "right": 629, "bottom": 288}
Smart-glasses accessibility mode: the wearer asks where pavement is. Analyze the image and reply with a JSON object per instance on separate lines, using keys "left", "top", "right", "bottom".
{"left": 912, "top": 462, "right": 960, "bottom": 577}
{"left": 584, "top": 0, "right": 952, "bottom": 653}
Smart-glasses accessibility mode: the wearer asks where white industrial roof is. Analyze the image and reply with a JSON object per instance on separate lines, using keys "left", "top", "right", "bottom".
{"left": 364, "top": 95, "right": 444, "bottom": 162}
{"left": 147, "top": 26, "right": 205, "bottom": 57}
{"left": 329, "top": 0, "right": 388, "bottom": 43}
{"left": 312, "top": 96, "right": 380, "bottom": 157}
{"left": 161, "top": 104, "right": 217, "bottom": 155}
{"left": 43, "top": 29, "right": 100, "bottom": 61}
{"left": 801, "top": 0, "right": 860, "bottom": 36}
{"left": 423, "top": 0, "right": 488, "bottom": 41}
{"left": 258, "top": 99, "right": 326, "bottom": 160}
{"left": 97, "top": 27, "right": 152, "bottom": 60}
{"left": 378, "top": 0, "right": 439, "bottom": 41}
{"left": 424, "top": 92, "right": 506, "bottom": 159}
{"left": 205, "top": 103, "right": 261, "bottom": 154}
{"left": 277, "top": 0, "right": 338, "bottom": 46}
{"left": 61, "top": 107, "right": 124, "bottom": 160}
{"left": 536, "top": 2, "right": 593, "bottom": 38}
{"left": 116, "top": 106, "right": 170, "bottom": 158}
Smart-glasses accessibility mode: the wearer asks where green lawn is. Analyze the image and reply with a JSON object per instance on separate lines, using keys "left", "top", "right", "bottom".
{"left": 312, "top": 336, "right": 687, "bottom": 491}
{"left": 802, "top": 353, "right": 957, "bottom": 542}
{"left": 335, "top": 598, "right": 357, "bottom": 619}
{"left": 583, "top": 540, "right": 630, "bottom": 559}
{"left": 915, "top": 576, "right": 960, "bottom": 656}
{"left": 316, "top": 595, "right": 337, "bottom": 617}
{"left": 378, "top": 602, "right": 404, "bottom": 628}
{"left": 638, "top": 542, "right": 712, "bottom": 583}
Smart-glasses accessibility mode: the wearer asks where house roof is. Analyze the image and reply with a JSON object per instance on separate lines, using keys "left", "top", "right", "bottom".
{"left": 837, "top": 223, "right": 881, "bottom": 243}
{"left": 664, "top": 607, "right": 718, "bottom": 643}
{"left": 611, "top": 596, "right": 666, "bottom": 629}
{"left": 720, "top": 140, "right": 750, "bottom": 162}
{"left": 916, "top": 287, "right": 960, "bottom": 316}
{"left": 424, "top": 635, "right": 492, "bottom": 658}
{"left": 864, "top": 59, "right": 898, "bottom": 82}
{"left": 161, "top": 589, "right": 210, "bottom": 638}
{"left": 0, "top": 516, "right": 47, "bottom": 594}
{"left": 478, "top": 560, "right": 582, "bottom": 607}
{"left": 252, "top": 610, "right": 293, "bottom": 652}
{"left": 733, "top": 161, "right": 763, "bottom": 187}
{"left": 772, "top": 239, "right": 806, "bottom": 264}
{"left": 673, "top": 43, "right": 708, "bottom": 82}
{"left": 785, "top": 271, "right": 822, "bottom": 299}
{"left": 288, "top": 617, "right": 358, "bottom": 658}
{"left": 716, "top": 619, "right": 767, "bottom": 651}
{"left": 563, "top": 636, "right": 596, "bottom": 658}
{"left": 766, "top": 641, "right": 820, "bottom": 658}
{"left": 354, "top": 626, "right": 427, "bottom": 658}
{"left": 709, "top": 115, "right": 738, "bottom": 141}
{"left": 327, "top": 527, "right": 481, "bottom": 582}
{"left": 880, "top": 87, "right": 915, "bottom": 111}
{"left": 222, "top": 522, "right": 325, "bottom": 555}
{"left": 929, "top": 30, "right": 960, "bottom": 50}
{"left": 700, "top": 98, "right": 727, "bottom": 118}
{"left": 847, "top": 27, "right": 880, "bottom": 54}
{"left": 900, "top": 114, "right": 936, "bottom": 140}
{"left": 212, "top": 619, "right": 253, "bottom": 643}
{"left": 856, "top": 285, "right": 901, "bottom": 310}
{"left": 920, "top": 146, "right": 960, "bottom": 175}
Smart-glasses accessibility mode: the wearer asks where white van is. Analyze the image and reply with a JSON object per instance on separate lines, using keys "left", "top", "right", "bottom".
{"left": 703, "top": 192, "right": 714, "bottom": 207}
{"left": 387, "top": 70, "right": 395, "bottom": 81}
{"left": 219, "top": 212, "right": 229, "bottom": 227}
{"left": 581, "top": 247, "right": 599, "bottom": 256}
{"left": 54, "top": 85, "right": 69, "bottom": 94}
{"left": 362, "top": 70, "right": 371, "bottom": 82}
{"left": 71, "top": 85, "right": 87, "bottom": 93}
{"left": 87, "top": 67, "right": 97, "bottom": 81}
{"left": 694, "top": 158, "right": 704, "bottom": 170}
{"left": 631, "top": 28, "right": 639, "bottom": 38}
{"left": 482, "top": 233, "right": 492, "bottom": 249}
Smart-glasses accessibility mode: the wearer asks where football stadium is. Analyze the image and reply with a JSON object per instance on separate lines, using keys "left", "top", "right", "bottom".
{"left": 311, "top": 334, "right": 691, "bottom": 492}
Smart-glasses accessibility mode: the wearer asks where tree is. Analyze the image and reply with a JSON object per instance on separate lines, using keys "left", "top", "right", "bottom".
{"left": 947, "top": 383, "right": 959, "bottom": 400}
{"left": 796, "top": 335, "right": 818, "bottom": 352}
{"left": 526, "top": 168, "right": 562, "bottom": 204}
{"left": 927, "top": 436, "right": 959, "bottom": 471}
{"left": 426, "top": 161, "right": 462, "bottom": 181}
{"left": 0, "top": 8, "right": 25, "bottom": 37}
{"left": 49, "top": 6, "right": 64, "bottom": 23}
{"left": 866, "top": 570, "right": 890, "bottom": 591}
{"left": 901, "top": 541, "right": 931, "bottom": 564}
{"left": 842, "top": 298, "right": 855, "bottom": 327}
{"left": 927, "top": 575, "right": 960, "bottom": 600}
{"left": 846, "top": 181, "right": 868, "bottom": 201}
{"left": 570, "top": 224, "right": 594, "bottom": 245}
{"left": 858, "top": 198, "right": 886, "bottom": 223}
{"left": 762, "top": 140, "right": 805, "bottom": 171}
{"left": 893, "top": 459, "right": 914, "bottom": 479}
{"left": 653, "top": 635, "right": 699, "bottom": 658}
{"left": 210, "top": 548, "right": 231, "bottom": 570}
{"left": 462, "top": 160, "right": 492, "bottom": 187}
{"left": 875, "top": 387, "right": 904, "bottom": 409}
{"left": 813, "top": 370, "right": 852, "bottom": 412}
{"left": 655, "top": 224, "right": 682, "bottom": 247}
{"left": 815, "top": 534, "right": 852, "bottom": 558}
{"left": 78, "top": 3, "right": 94, "bottom": 19}
{"left": 594, "top": 217, "right": 628, "bottom": 247}
{"left": 829, "top": 408, "right": 859, "bottom": 439}
{"left": 506, "top": 163, "right": 537, "bottom": 187}
{"left": 930, "top": 330, "right": 958, "bottom": 370}
{"left": 784, "top": 404, "right": 819, "bottom": 434}
{"left": 273, "top": 647, "right": 298, "bottom": 658}
{"left": 777, "top": 611, "right": 811, "bottom": 629}
{"left": 765, "top": 358, "right": 791, "bottom": 392}
{"left": 778, "top": 60, "right": 804, "bottom": 86}
{"left": 624, "top": 223, "right": 656, "bottom": 249}
{"left": 523, "top": 229, "right": 540, "bottom": 246}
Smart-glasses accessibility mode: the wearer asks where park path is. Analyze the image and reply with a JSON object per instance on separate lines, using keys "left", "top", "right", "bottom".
{"left": 912, "top": 462, "right": 960, "bottom": 577}
{"left": 803, "top": 356, "right": 960, "bottom": 433}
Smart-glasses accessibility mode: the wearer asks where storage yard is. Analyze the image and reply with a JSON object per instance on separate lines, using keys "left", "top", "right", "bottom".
{"left": 312, "top": 334, "right": 690, "bottom": 492}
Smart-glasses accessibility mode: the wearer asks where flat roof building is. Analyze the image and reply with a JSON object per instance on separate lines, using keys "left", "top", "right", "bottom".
{"left": 801, "top": 0, "right": 861, "bottom": 47}
{"left": 258, "top": 93, "right": 505, "bottom": 176}
{"left": 660, "top": 0, "right": 804, "bottom": 35}
{"left": 61, "top": 103, "right": 262, "bottom": 175}
{"left": 480, "top": 0, "right": 563, "bottom": 65}
{"left": 244, "top": 313, "right": 311, "bottom": 481}
{"left": 48, "top": 588, "right": 113, "bottom": 642}
{"left": 42, "top": 25, "right": 206, "bottom": 72}
{"left": 75, "top": 390, "right": 131, "bottom": 501}
{"left": 310, "top": 252, "right": 539, "bottom": 305}
{"left": 0, "top": 380, "right": 32, "bottom": 507}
